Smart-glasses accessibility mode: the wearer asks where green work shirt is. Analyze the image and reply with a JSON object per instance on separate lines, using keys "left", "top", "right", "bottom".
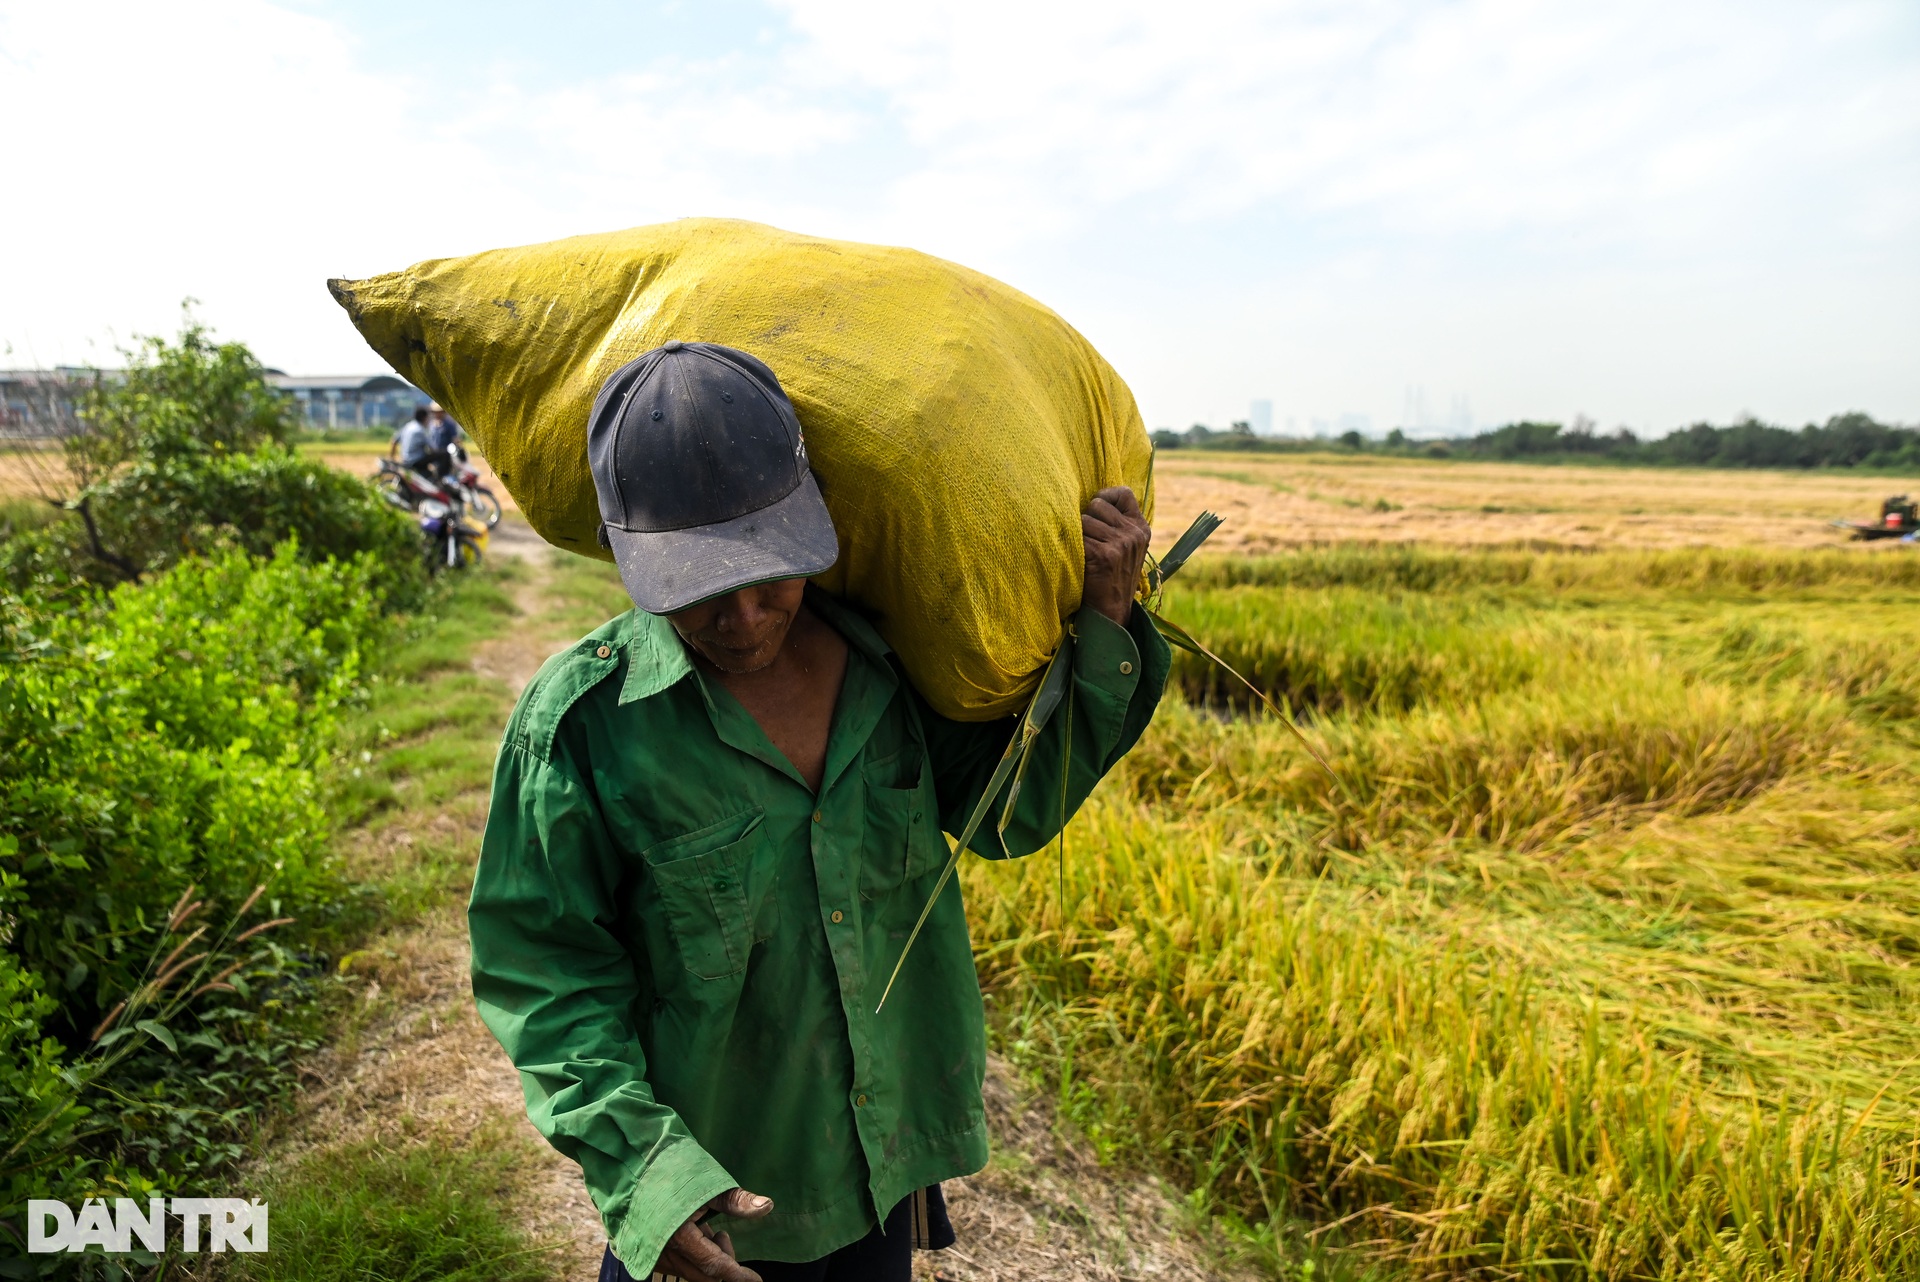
{"left": 468, "top": 589, "right": 1169, "bottom": 1270}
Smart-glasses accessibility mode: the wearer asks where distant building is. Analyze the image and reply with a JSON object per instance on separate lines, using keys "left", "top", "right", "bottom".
{"left": 1249, "top": 399, "right": 1273, "bottom": 435}
{"left": 1449, "top": 394, "right": 1474, "bottom": 434}
{"left": 264, "top": 371, "right": 430, "bottom": 429}
{"left": 1398, "top": 384, "right": 1474, "bottom": 437}
{"left": 0, "top": 367, "right": 100, "bottom": 435}
{"left": 2, "top": 367, "right": 431, "bottom": 435}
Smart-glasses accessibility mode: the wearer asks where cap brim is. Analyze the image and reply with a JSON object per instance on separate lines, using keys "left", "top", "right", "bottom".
{"left": 605, "top": 470, "right": 841, "bottom": 615}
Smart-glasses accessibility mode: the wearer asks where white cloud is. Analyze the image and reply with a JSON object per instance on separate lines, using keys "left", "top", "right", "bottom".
{"left": 1, "top": 0, "right": 1915, "bottom": 428}
{"left": 0, "top": 0, "right": 857, "bottom": 368}
{"left": 774, "top": 0, "right": 1920, "bottom": 251}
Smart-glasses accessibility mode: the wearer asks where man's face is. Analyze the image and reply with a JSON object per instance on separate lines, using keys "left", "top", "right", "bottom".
{"left": 666, "top": 578, "right": 807, "bottom": 674}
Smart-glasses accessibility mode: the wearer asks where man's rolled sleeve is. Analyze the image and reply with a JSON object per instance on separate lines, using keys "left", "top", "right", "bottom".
{"left": 1069, "top": 603, "right": 1145, "bottom": 711}
{"left": 469, "top": 740, "right": 736, "bottom": 1277}
{"left": 924, "top": 602, "right": 1171, "bottom": 858}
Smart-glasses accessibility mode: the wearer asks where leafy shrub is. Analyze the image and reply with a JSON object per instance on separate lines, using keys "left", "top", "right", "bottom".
{"left": 65, "top": 316, "right": 298, "bottom": 476}
{"left": 0, "top": 544, "right": 391, "bottom": 1242}
{"left": 73, "top": 447, "right": 423, "bottom": 601}
{"left": 1, "top": 541, "right": 382, "bottom": 1032}
{"left": 0, "top": 313, "right": 423, "bottom": 608}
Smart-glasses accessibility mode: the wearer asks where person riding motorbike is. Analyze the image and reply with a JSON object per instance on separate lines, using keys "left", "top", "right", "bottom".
{"left": 390, "top": 406, "right": 434, "bottom": 473}
{"left": 425, "top": 403, "right": 463, "bottom": 481}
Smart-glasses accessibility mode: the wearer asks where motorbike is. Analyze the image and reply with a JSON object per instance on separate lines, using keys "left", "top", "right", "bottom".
{"left": 416, "top": 495, "right": 489, "bottom": 571}
{"left": 441, "top": 445, "right": 503, "bottom": 527}
{"left": 374, "top": 457, "right": 489, "bottom": 571}
{"left": 375, "top": 447, "right": 501, "bottom": 526}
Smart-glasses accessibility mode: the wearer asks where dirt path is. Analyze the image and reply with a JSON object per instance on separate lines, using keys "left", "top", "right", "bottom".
{"left": 274, "top": 521, "right": 1257, "bottom": 1281}
{"left": 278, "top": 524, "right": 608, "bottom": 1276}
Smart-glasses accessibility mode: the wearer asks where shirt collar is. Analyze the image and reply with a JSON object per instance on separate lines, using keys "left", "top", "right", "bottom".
{"left": 616, "top": 610, "right": 694, "bottom": 705}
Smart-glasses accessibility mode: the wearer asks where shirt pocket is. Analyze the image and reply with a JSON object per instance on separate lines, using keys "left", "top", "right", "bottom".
{"left": 642, "top": 807, "right": 776, "bottom": 981}
{"left": 861, "top": 753, "right": 948, "bottom": 900}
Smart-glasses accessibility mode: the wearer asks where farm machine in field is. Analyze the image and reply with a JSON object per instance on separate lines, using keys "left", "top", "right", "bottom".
{"left": 1834, "top": 494, "right": 1919, "bottom": 541}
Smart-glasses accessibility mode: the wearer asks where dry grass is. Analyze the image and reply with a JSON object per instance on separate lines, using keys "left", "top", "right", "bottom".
{"left": 1151, "top": 452, "right": 1920, "bottom": 551}
{"left": 0, "top": 440, "right": 71, "bottom": 499}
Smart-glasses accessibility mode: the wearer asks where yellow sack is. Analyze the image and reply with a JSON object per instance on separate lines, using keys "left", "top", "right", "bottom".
{"left": 329, "top": 217, "right": 1152, "bottom": 721}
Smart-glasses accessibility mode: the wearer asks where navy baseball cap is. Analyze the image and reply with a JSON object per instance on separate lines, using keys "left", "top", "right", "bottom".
{"left": 587, "top": 341, "right": 839, "bottom": 614}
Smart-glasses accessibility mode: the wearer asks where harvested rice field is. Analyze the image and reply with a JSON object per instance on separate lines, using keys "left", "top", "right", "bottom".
{"left": 1150, "top": 451, "right": 1919, "bottom": 551}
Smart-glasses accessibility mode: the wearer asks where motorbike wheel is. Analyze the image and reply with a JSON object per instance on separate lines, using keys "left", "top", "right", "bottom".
{"left": 456, "top": 533, "right": 485, "bottom": 570}
{"left": 471, "top": 488, "right": 503, "bottom": 527}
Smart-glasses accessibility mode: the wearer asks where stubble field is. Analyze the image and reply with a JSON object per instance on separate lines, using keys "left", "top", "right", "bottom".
{"left": 1149, "top": 450, "right": 1913, "bottom": 552}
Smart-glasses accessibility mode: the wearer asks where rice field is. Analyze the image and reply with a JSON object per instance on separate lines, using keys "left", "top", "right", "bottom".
{"left": 1150, "top": 451, "right": 1920, "bottom": 551}
{"left": 962, "top": 543, "right": 1920, "bottom": 1280}
{"left": 21, "top": 435, "right": 1914, "bottom": 1275}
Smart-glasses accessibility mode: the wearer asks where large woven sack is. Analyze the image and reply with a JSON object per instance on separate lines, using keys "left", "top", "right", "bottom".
{"left": 329, "top": 217, "right": 1153, "bottom": 721}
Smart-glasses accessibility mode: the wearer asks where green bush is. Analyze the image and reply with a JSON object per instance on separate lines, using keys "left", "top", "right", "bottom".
{"left": 0, "top": 544, "right": 392, "bottom": 1239}
{"left": 0, "top": 313, "right": 434, "bottom": 1263}
{"left": 0, "top": 313, "right": 423, "bottom": 609}
{"left": 1, "top": 542, "right": 382, "bottom": 1023}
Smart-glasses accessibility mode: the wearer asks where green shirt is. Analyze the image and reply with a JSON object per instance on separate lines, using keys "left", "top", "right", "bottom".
{"left": 468, "top": 589, "right": 1169, "bottom": 1269}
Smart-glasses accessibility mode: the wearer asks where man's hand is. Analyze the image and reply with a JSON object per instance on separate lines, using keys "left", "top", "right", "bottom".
{"left": 654, "top": 1188, "right": 773, "bottom": 1282}
{"left": 1081, "top": 486, "right": 1151, "bottom": 626}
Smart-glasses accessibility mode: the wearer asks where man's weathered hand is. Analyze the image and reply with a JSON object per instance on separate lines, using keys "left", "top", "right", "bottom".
{"left": 654, "top": 1188, "right": 773, "bottom": 1282}
{"left": 1081, "top": 486, "right": 1151, "bottom": 626}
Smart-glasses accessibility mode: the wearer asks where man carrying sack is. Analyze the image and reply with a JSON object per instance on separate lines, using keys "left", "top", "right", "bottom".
{"left": 469, "top": 341, "right": 1170, "bottom": 1281}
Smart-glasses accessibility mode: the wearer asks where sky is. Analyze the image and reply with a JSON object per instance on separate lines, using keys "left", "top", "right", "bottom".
{"left": 2, "top": 0, "right": 1916, "bottom": 436}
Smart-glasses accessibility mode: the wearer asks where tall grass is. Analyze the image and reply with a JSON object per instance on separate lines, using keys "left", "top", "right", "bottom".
{"left": 1178, "top": 544, "right": 1920, "bottom": 595}
{"left": 970, "top": 817, "right": 1920, "bottom": 1280}
{"left": 966, "top": 544, "right": 1920, "bottom": 1279}
{"left": 1708, "top": 620, "right": 1920, "bottom": 720}
{"left": 1133, "top": 678, "right": 1852, "bottom": 851}
{"left": 1163, "top": 588, "right": 1542, "bottom": 714}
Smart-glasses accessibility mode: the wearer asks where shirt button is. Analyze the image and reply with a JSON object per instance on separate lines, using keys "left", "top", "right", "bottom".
{"left": 855, "top": 1094, "right": 868, "bottom": 1107}
{"left": 596, "top": 645, "right": 612, "bottom": 659}
{"left": 812, "top": 810, "right": 823, "bottom": 824}
{"left": 830, "top": 910, "right": 844, "bottom": 924}
{"left": 1119, "top": 660, "right": 1133, "bottom": 675}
